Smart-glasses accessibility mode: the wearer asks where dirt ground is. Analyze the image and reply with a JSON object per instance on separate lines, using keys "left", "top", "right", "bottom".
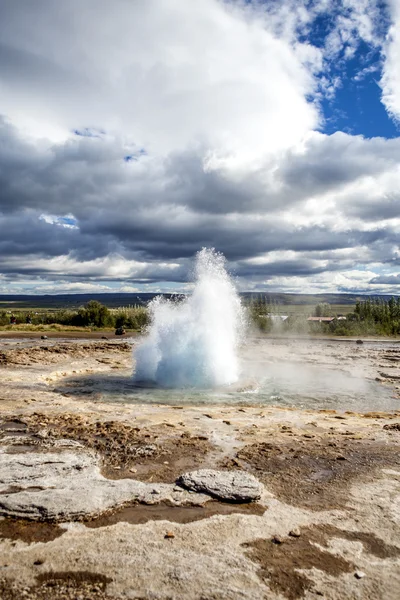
{"left": 0, "top": 335, "right": 400, "bottom": 599}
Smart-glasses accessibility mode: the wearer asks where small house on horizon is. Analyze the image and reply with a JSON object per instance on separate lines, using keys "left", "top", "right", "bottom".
{"left": 307, "top": 316, "right": 336, "bottom": 323}
{"left": 268, "top": 314, "right": 289, "bottom": 321}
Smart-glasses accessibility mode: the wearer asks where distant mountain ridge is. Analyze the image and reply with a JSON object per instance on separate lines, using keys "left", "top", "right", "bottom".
{"left": 0, "top": 292, "right": 399, "bottom": 310}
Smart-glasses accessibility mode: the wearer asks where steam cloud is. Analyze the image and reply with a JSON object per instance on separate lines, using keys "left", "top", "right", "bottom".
{"left": 134, "top": 248, "right": 245, "bottom": 388}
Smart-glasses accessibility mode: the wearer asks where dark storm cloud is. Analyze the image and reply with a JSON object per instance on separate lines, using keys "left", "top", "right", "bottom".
{"left": 0, "top": 205, "right": 356, "bottom": 265}
{"left": 1, "top": 114, "right": 400, "bottom": 286}
{"left": 149, "top": 133, "right": 400, "bottom": 215}
{"left": 3, "top": 117, "right": 400, "bottom": 221}
{"left": 231, "top": 259, "right": 346, "bottom": 279}
{"left": 0, "top": 256, "right": 188, "bottom": 284}
{"left": 344, "top": 194, "right": 400, "bottom": 221}
{"left": 90, "top": 219, "right": 352, "bottom": 260}
{"left": 370, "top": 274, "right": 400, "bottom": 284}
{"left": 0, "top": 210, "right": 118, "bottom": 262}
{"left": 279, "top": 132, "right": 400, "bottom": 195}
{"left": 0, "top": 117, "right": 130, "bottom": 215}
{"left": 162, "top": 152, "right": 269, "bottom": 214}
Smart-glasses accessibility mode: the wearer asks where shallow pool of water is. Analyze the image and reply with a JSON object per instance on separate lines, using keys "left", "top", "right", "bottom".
{"left": 61, "top": 362, "right": 398, "bottom": 413}
{"left": 54, "top": 337, "right": 400, "bottom": 413}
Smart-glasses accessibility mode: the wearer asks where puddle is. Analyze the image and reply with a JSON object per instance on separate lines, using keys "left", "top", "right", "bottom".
{"left": 0, "top": 518, "right": 65, "bottom": 543}
{"left": 86, "top": 500, "right": 265, "bottom": 528}
{"left": 0, "top": 502, "right": 265, "bottom": 543}
{"left": 0, "top": 486, "right": 45, "bottom": 495}
{"left": 0, "top": 420, "right": 28, "bottom": 433}
{"left": 5, "top": 443, "right": 40, "bottom": 454}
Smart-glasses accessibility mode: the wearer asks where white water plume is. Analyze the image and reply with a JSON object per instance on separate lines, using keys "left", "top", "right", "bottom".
{"left": 134, "top": 248, "right": 245, "bottom": 388}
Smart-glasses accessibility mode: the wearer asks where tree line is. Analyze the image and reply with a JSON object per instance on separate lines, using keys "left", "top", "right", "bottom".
{"left": 2, "top": 296, "right": 400, "bottom": 336}
{"left": 248, "top": 296, "right": 400, "bottom": 336}
{"left": 0, "top": 300, "right": 149, "bottom": 331}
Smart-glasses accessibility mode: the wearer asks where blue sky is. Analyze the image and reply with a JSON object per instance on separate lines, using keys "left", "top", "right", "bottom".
{"left": 320, "top": 44, "right": 399, "bottom": 138}
{"left": 0, "top": 0, "right": 400, "bottom": 295}
{"left": 292, "top": 1, "right": 398, "bottom": 139}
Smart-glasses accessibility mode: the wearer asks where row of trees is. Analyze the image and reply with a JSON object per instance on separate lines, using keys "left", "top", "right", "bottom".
{"left": 248, "top": 297, "right": 400, "bottom": 336}
{"left": 354, "top": 297, "right": 400, "bottom": 322}
{"left": 0, "top": 301, "right": 149, "bottom": 331}
{"left": 2, "top": 296, "right": 400, "bottom": 336}
{"left": 351, "top": 297, "right": 400, "bottom": 335}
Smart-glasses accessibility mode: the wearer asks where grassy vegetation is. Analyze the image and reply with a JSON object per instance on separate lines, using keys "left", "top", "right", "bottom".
{"left": 1, "top": 296, "right": 399, "bottom": 337}
{"left": 247, "top": 297, "right": 400, "bottom": 337}
{"left": 0, "top": 324, "right": 91, "bottom": 332}
{"left": 0, "top": 300, "right": 149, "bottom": 332}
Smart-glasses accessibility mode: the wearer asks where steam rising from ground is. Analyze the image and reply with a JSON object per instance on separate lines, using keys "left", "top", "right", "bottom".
{"left": 134, "top": 248, "right": 245, "bottom": 388}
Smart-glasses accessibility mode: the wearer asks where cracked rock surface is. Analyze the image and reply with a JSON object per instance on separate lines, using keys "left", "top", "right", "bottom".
{"left": 1, "top": 336, "right": 400, "bottom": 599}
{"left": 0, "top": 448, "right": 210, "bottom": 521}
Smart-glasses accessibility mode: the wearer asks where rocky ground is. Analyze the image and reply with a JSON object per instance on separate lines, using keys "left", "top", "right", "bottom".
{"left": 0, "top": 335, "right": 400, "bottom": 599}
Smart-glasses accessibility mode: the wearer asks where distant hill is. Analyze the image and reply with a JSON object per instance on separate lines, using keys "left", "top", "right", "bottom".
{"left": 240, "top": 292, "right": 400, "bottom": 305}
{"left": 0, "top": 292, "right": 398, "bottom": 310}
{"left": 0, "top": 293, "right": 162, "bottom": 310}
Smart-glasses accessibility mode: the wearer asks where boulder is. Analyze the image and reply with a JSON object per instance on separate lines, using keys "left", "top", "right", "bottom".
{"left": 177, "top": 469, "right": 262, "bottom": 502}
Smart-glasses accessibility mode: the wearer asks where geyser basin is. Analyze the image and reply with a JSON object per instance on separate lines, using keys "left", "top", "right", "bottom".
{"left": 61, "top": 338, "right": 398, "bottom": 413}
{"left": 50, "top": 244, "right": 400, "bottom": 413}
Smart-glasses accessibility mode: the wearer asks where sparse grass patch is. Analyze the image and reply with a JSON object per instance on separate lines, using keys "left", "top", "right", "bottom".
{"left": 0, "top": 301, "right": 149, "bottom": 332}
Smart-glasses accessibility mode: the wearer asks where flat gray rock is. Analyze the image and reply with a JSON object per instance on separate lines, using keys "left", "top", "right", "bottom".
{"left": 177, "top": 469, "right": 262, "bottom": 502}
{"left": 0, "top": 448, "right": 210, "bottom": 521}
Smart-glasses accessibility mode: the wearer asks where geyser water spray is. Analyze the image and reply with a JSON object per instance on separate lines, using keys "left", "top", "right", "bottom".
{"left": 134, "top": 248, "right": 245, "bottom": 388}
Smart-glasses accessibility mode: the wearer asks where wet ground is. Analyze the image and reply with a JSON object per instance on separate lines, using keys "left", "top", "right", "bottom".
{"left": 0, "top": 335, "right": 400, "bottom": 599}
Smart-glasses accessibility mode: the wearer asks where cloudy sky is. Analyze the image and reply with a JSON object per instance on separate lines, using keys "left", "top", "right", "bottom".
{"left": 0, "top": 0, "right": 400, "bottom": 295}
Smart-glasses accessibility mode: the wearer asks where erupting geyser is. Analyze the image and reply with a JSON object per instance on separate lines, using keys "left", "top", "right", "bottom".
{"left": 134, "top": 248, "right": 245, "bottom": 388}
